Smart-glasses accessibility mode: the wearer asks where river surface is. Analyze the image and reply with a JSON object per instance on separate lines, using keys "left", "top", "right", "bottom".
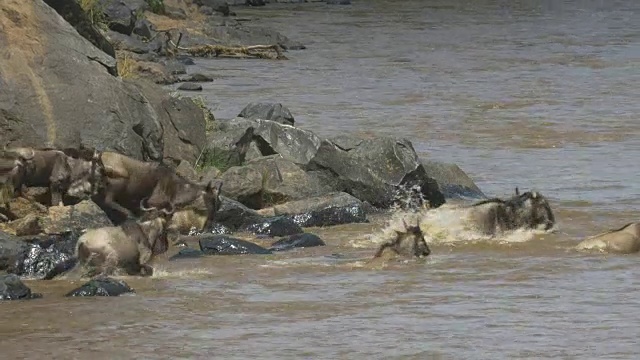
{"left": 4, "top": 0, "right": 640, "bottom": 358}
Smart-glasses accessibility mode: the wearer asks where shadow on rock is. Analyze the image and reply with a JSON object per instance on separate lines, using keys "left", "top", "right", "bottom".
{"left": 269, "top": 233, "right": 325, "bottom": 252}
{"left": 199, "top": 235, "right": 272, "bottom": 255}
{"left": 65, "top": 276, "right": 135, "bottom": 297}
{"left": 0, "top": 274, "right": 43, "bottom": 300}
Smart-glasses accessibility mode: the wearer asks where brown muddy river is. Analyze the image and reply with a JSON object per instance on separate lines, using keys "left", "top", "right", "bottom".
{"left": 4, "top": 0, "right": 640, "bottom": 358}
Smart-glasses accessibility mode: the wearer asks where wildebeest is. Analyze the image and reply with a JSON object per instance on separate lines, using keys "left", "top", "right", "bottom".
{"left": 0, "top": 150, "right": 29, "bottom": 220}
{"left": 2, "top": 147, "right": 100, "bottom": 206}
{"left": 464, "top": 187, "right": 555, "bottom": 236}
{"left": 74, "top": 201, "right": 174, "bottom": 277}
{"left": 575, "top": 222, "right": 640, "bottom": 254}
{"left": 373, "top": 219, "right": 431, "bottom": 259}
{"left": 90, "top": 151, "right": 223, "bottom": 231}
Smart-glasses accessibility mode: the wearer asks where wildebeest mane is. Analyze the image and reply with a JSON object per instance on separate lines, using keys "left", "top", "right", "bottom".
{"left": 470, "top": 198, "right": 506, "bottom": 207}
{"left": 120, "top": 220, "right": 152, "bottom": 250}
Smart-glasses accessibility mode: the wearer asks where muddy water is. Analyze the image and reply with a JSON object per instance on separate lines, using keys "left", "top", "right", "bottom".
{"left": 4, "top": 1, "right": 640, "bottom": 358}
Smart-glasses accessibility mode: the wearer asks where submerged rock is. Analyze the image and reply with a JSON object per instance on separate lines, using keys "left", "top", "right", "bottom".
{"left": 65, "top": 276, "right": 135, "bottom": 297}
{"left": 178, "top": 82, "right": 203, "bottom": 91}
{"left": 0, "top": 274, "right": 43, "bottom": 300}
{"left": 199, "top": 235, "right": 272, "bottom": 255}
{"left": 241, "top": 216, "right": 303, "bottom": 237}
{"left": 169, "top": 247, "right": 205, "bottom": 260}
{"left": 269, "top": 233, "right": 325, "bottom": 252}
{"left": 200, "top": 222, "right": 234, "bottom": 235}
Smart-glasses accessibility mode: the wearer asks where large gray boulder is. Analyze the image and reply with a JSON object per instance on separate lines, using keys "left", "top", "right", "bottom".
{"left": 307, "top": 136, "right": 446, "bottom": 209}
{"left": 421, "top": 160, "right": 486, "bottom": 200}
{"left": 207, "top": 118, "right": 321, "bottom": 166}
{"left": 0, "top": 0, "right": 206, "bottom": 164}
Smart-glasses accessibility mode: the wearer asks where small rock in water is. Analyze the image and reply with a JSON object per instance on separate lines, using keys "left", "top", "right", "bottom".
{"left": 182, "top": 73, "right": 214, "bottom": 82}
{"left": 269, "top": 233, "right": 326, "bottom": 252}
{"left": 199, "top": 235, "right": 272, "bottom": 255}
{"left": 65, "top": 276, "right": 135, "bottom": 297}
{"left": 0, "top": 274, "right": 43, "bottom": 300}
{"left": 178, "top": 82, "right": 203, "bottom": 91}
{"left": 241, "top": 216, "right": 303, "bottom": 237}
{"left": 169, "top": 247, "right": 205, "bottom": 261}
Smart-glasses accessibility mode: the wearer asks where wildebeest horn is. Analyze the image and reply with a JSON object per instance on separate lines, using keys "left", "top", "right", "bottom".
{"left": 161, "top": 203, "right": 175, "bottom": 215}
{"left": 140, "top": 197, "right": 156, "bottom": 211}
{"left": 531, "top": 191, "right": 538, "bottom": 199}
{"left": 515, "top": 187, "right": 520, "bottom": 195}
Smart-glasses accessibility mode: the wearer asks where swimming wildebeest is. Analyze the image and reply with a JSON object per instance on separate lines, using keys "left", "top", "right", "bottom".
{"left": 2, "top": 147, "right": 99, "bottom": 206}
{"left": 89, "top": 151, "right": 223, "bottom": 232}
{"left": 373, "top": 218, "right": 431, "bottom": 259}
{"left": 575, "top": 222, "right": 640, "bottom": 254}
{"left": 73, "top": 200, "right": 174, "bottom": 277}
{"left": 464, "top": 187, "right": 556, "bottom": 236}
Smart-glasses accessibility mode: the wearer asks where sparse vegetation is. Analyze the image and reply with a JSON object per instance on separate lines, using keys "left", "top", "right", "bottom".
{"left": 116, "top": 53, "right": 138, "bottom": 79}
{"left": 190, "top": 96, "right": 216, "bottom": 134}
{"left": 195, "top": 148, "right": 231, "bottom": 173}
{"left": 145, "top": 0, "right": 166, "bottom": 15}
{"left": 79, "top": 0, "right": 107, "bottom": 30}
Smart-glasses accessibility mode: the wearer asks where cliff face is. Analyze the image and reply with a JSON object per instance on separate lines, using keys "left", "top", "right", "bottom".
{"left": 0, "top": 0, "right": 205, "bottom": 164}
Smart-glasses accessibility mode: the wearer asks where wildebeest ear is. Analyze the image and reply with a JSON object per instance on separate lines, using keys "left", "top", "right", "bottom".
{"left": 206, "top": 180, "right": 223, "bottom": 195}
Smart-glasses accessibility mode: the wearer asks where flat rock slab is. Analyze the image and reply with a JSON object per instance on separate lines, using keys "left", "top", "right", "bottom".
{"left": 65, "top": 277, "right": 135, "bottom": 297}
{"left": 199, "top": 235, "right": 272, "bottom": 255}
{"left": 269, "top": 233, "right": 325, "bottom": 252}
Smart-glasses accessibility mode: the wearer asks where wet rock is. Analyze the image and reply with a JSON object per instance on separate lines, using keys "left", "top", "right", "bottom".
{"left": 269, "top": 233, "right": 325, "bottom": 252}
{"left": 200, "top": 222, "right": 233, "bottom": 235}
{"left": 11, "top": 231, "right": 81, "bottom": 280}
{"left": 307, "top": 136, "right": 446, "bottom": 209}
{"left": 241, "top": 216, "right": 303, "bottom": 237}
{"left": 421, "top": 160, "right": 486, "bottom": 200}
{"left": 0, "top": 0, "right": 207, "bottom": 165}
{"left": 199, "top": 235, "right": 272, "bottom": 255}
{"left": 326, "top": 0, "right": 351, "bottom": 4}
{"left": 219, "top": 165, "right": 264, "bottom": 206}
{"left": 215, "top": 196, "right": 263, "bottom": 230}
{"left": 0, "top": 231, "right": 27, "bottom": 272}
{"left": 65, "top": 276, "right": 135, "bottom": 297}
{"left": 245, "top": 155, "right": 331, "bottom": 207}
{"left": 0, "top": 274, "right": 43, "bottom": 301}
{"left": 169, "top": 247, "right": 205, "bottom": 260}
{"left": 40, "top": 200, "right": 112, "bottom": 235}
{"left": 246, "top": 0, "right": 267, "bottom": 6}
{"left": 178, "top": 82, "right": 203, "bottom": 91}
{"left": 180, "top": 73, "right": 214, "bottom": 83}
{"left": 238, "top": 102, "right": 295, "bottom": 126}
{"left": 288, "top": 203, "right": 368, "bottom": 228}
{"left": 177, "top": 56, "right": 196, "bottom": 66}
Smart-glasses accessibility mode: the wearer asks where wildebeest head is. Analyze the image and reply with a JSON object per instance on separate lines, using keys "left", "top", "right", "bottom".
{"left": 508, "top": 187, "right": 555, "bottom": 231}
{"left": 139, "top": 198, "right": 175, "bottom": 255}
{"left": 374, "top": 218, "right": 431, "bottom": 258}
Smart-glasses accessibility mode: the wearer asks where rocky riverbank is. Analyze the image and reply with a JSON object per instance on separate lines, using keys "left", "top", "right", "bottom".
{"left": 0, "top": 0, "right": 486, "bottom": 299}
